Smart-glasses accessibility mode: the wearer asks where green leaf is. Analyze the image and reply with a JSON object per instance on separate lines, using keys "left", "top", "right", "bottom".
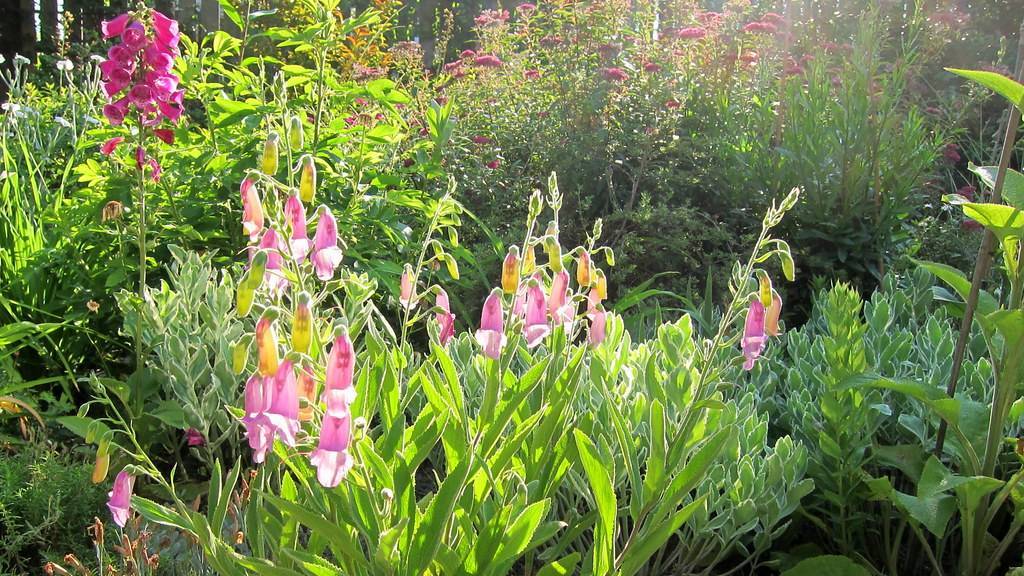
{"left": 536, "top": 553, "right": 581, "bottom": 576}
{"left": 132, "top": 496, "right": 192, "bottom": 531}
{"left": 151, "top": 399, "right": 189, "bottom": 429}
{"left": 408, "top": 452, "right": 473, "bottom": 572}
{"left": 947, "top": 200, "right": 1024, "bottom": 240}
{"left": 781, "top": 555, "right": 870, "bottom": 576}
{"left": 492, "top": 499, "right": 550, "bottom": 568}
{"left": 262, "top": 494, "right": 369, "bottom": 569}
{"left": 894, "top": 491, "right": 957, "bottom": 537}
{"left": 216, "top": 0, "right": 244, "bottom": 29}
{"left": 913, "top": 259, "right": 998, "bottom": 315}
{"left": 947, "top": 68, "right": 1024, "bottom": 109}
{"left": 969, "top": 165, "right": 1024, "bottom": 210}
{"left": 573, "top": 429, "right": 616, "bottom": 576}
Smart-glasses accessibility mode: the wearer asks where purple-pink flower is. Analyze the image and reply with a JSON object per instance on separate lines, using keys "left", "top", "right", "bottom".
{"left": 107, "top": 470, "right": 134, "bottom": 528}
{"left": 741, "top": 299, "right": 767, "bottom": 370}
{"left": 101, "top": 137, "right": 125, "bottom": 156}
{"left": 549, "top": 270, "right": 574, "bottom": 326}
{"left": 185, "top": 428, "right": 206, "bottom": 447}
{"left": 265, "top": 360, "right": 300, "bottom": 448}
{"left": 474, "top": 54, "right": 504, "bottom": 68}
{"left": 242, "top": 374, "right": 274, "bottom": 463}
{"left": 676, "top": 27, "right": 708, "bottom": 40}
{"left": 311, "top": 206, "right": 343, "bottom": 281}
{"left": 436, "top": 289, "right": 456, "bottom": 346}
{"left": 600, "top": 67, "right": 629, "bottom": 82}
{"left": 523, "top": 281, "right": 551, "bottom": 348}
{"left": 309, "top": 392, "right": 354, "bottom": 488}
{"left": 284, "top": 195, "right": 311, "bottom": 261}
{"left": 325, "top": 328, "right": 358, "bottom": 404}
{"left": 475, "top": 288, "right": 507, "bottom": 360}
{"left": 241, "top": 177, "right": 264, "bottom": 241}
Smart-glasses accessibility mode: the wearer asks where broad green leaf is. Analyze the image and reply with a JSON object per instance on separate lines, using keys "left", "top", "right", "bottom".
{"left": 894, "top": 491, "right": 957, "bottom": 537}
{"left": 536, "top": 553, "right": 581, "bottom": 576}
{"left": 969, "top": 165, "right": 1024, "bottom": 210}
{"left": 781, "top": 555, "right": 870, "bottom": 576}
{"left": 947, "top": 68, "right": 1024, "bottom": 109}
{"left": 913, "top": 259, "right": 998, "bottom": 315}
{"left": 618, "top": 496, "right": 708, "bottom": 575}
{"left": 573, "top": 429, "right": 616, "bottom": 576}
{"left": 408, "top": 452, "right": 473, "bottom": 573}
{"left": 946, "top": 200, "right": 1024, "bottom": 240}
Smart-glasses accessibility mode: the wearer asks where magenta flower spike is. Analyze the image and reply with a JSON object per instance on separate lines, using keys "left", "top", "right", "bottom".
{"left": 266, "top": 360, "right": 300, "bottom": 447}
{"left": 151, "top": 10, "right": 181, "bottom": 49}
{"left": 325, "top": 328, "right": 357, "bottom": 405}
{"left": 101, "top": 13, "right": 131, "bottom": 39}
{"left": 309, "top": 397, "right": 353, "bottom": 488}
{"left": 106, "top": 470, "right": 134, "bottom": 528}
{"left": 242, "top": 374, "right": 274, "bottom": 463}
{"left": 523, "top": 281, "right": 551, "bottom": 348}
{"left": 741, "top": 298, "right": 767, "bottom": 370}
{"left": 311, "top": 206, "right": 343, "bottom": 281}
{"left": 241, "top": 177, "right": 264, "bottom": 241}
{"left": 436, "top": 288, "right": 456, "bottom": 346}
{"left": 549, "top": 270, "right": 574, "bottom": 326}
{"left": 284, "top": 195, "right": 311, "bottom": 261}
{"left": 475, "top": 288, "right": 507, "bottom": 360}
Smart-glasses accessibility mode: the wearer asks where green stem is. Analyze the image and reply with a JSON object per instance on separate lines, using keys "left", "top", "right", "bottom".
{"left": 134, "top": 126, "right": 148, "bottom": 375}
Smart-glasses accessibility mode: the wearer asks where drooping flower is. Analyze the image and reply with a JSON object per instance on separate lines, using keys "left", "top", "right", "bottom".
{"left": 501, "top": 246, "right": 520, "bottom": 294}
{"left": 106, "top": 470, "right": 134, "bottom": 528}
{"left": 258, "top": 228, "right": 289, "bottom": 297}
{"left": 576, "top": 250, "right": 592, "bottom": 287}
{"left": 299, "top": 155, "right": 317, "bottom": 203}
{"left": 588, "top": 307, "right": 607, "bottom": 347}
{"left": 265, "top": 360, "right": 300, "bottom": 447}
{"left": 741, "top": 298, "right": 767, "bottom": 370}
{"left": 291, "top": 291, "right": 312, "bottom": 355}
{"left": 399, "top": 264, "right": 415, "bottom": 309}
{"left": 549, "top": 270, "right": 574, "bottom": 326}
{"left": 475, "top": 288, "right": 507, "bottom": 359}
{"left": 101, "top": 137, "right": 125, "bottom": 155}
{"left": 325, "top": 327, "right": 357, "bottom": 405}
{"left": 309, "top": 394, "right": 353, "bottom": 488}
{"left": 765, "top": 290, "right": 783, "bottom": 336}
{"left": 262, "top": 133, "right": 280, "bottom": 175}
{"left": 241, "top": 177, "right": 264, "bottom": 241}
{"left": 101, "top": 13, "right": 132, "bottom": 39}
{"left": 185, "top": 428, "right": 206, "bottom": 447}
{"left": 436, "top": 289, "right": 456, "bottom": 346}
{"left": 297, "top": 364, "right": 317, "bottom": 422}
{"left": 311, "top": 206, "right": 343, "bottom": 281}
{"left": 151, "top": 10, "right": 181, "bottom": 49}
{"left": 284, "top": 195, "right": 311, "bottom": 261}
{"left": 256, "top": 314, "right": 280, "bottom": 377}
{"left": 242, "top": 374, "right": 274, "bottom": 463}
{"left": 523, "top": 280, "right": 551, "bottom": 348}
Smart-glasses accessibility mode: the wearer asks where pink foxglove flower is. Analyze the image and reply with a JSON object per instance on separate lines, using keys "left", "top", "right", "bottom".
{"left": 265, "top": 360, "right": 300, "bottom": 447}
{"left": 309, "top": 391, "right": 353, "bottom": 488}
{"left": 436, "top": 288, "right": 456, "bottom": 346}
{"left": 106, "top": 470, "right": 134, "bottom": 528}
{"left": 241, "top": 177, "right": 264, "bottom": 241}
{"left": 284, "top": 195, "right": 311, "bottom": 261}
{"left": 325, "top": 328, "right": 357, "bottom": 405}
{"left": 741, "top": 299, "right": 767, "bottom": 370}
{"left": 399, "top": 264, "right": 415, "bottom": 308}
{"left": 242, "top": 374, "right": 274, "bottom": 463}
{"left": 101, "top": 14, "right": 131, "bottom": 39}
{"left": 185, "top": 428, "right": 206, "bottom": 447}
{"left": 587, "top": 306, "right": 607, "bottom": 346}
{"left": 549, "top": 270, "right": 574, "bottom": 326}
{"left": 475, "top": 288, "right": 507, "bottom": 359}
{"left": 101, "top": 137, "right": 125, "bottom": 155}
{"left": 258, "top": 228, "right": 288, "bottom": 297}
{"left": 765, "top": 291, "right": 783, "bottom": 336}
{"left": 311, "top": 206, "right": 343, "bottom": 281}
{"left": 523, "top": 281, "right": 550, "bottom": 348}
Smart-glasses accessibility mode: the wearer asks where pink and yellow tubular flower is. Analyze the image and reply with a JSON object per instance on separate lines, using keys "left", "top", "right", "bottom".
{"left": 309, "top": 390, "right": 354, "bottom": 488}
{"left": 501, "top": 247, "right": 520, "bottom": 294}
{"left": 291, "top": 292, "right": 313, "bottom": 356}
{"left": 310, "top": 206, "right": 343, "bottom": 281}
{"left": 765, "top": 290, "right": 783, "bottom": 337}
{"left": 242, "top": 374, "right": 274, "bottom": 463}
{"left": 475, "top": 288, "right": 507, "bottom": 359}
{"left": 284, "top": 194, "right": 311, "bottom": 262}
{"left": 106, "top": 470, "right": 134, "bottom": 528}
{"left": 588, "top": 307, "right": 607, "bottom": 346}
{"left": 325, "top": 327, "right": 357, "bottom": 405}
{"left": 265, "top": 360, "right": 300, "bottom": 447}
{"left": 436, "top": 288, "right": 456, "bottom": 346}
{"left": 741, "top": 298, "right": 767, "bottom": 370}
{"left": 241, "top": 177, "right": 264, "bottom": 241}
{"left": 255, "top": 313, "right": 280, "bottom": 377}
{"left": 399, "top": 264, "right": 416, "bottom": 308}
{"left": 523, "top": 280, "right": 551, "bottom": 348}
{"left": 549, "top": 270, "right": 574, "bottom": 326}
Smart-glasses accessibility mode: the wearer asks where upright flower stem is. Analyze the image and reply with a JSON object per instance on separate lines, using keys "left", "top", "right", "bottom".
{"left": 134, "top": 125, "right": 148, "bottom": 373}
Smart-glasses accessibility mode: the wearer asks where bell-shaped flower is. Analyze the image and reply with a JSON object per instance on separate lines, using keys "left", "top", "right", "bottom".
{"left": 284, "top": 195, "right": 311, "bottom": 261}
{"left": 501, "top": 247, "right": 520, "bottom": 294}
{"left": 523, "top": 280, "right": 551, "bottom": 348}
{"left": 436, "top": 288, "right": 456, "bottom": 346}
{"left": 256, "top": 314, "right": 280, "bottom": 377}
{"left": 151, "top": 10, "right": 181, "bottom": 50}
{"left": 106, "top": 470, "right": 134, "bottom": 528}
{"left": 576, "top": 250, "right": 592, "bottom": 287}
{"left": 325, "top": 327, "right": 357, "bottom": 405}
{"left": 311, "top": 206, "right": 343, "bottom": 281}
{"left": 765, "top": 290, "right": 783, "bottom": 336}
{"left": 399, "top": 264, "right": 415, "bottom": 309}
{"left": 242, "top": 374, "right": 274, "bottom": 463}
{"left": 593, "top": 269, "right": 608, "bottom": 301}
{"left": 291, "top": 291, "right": 312, "bottom": 355}
{"left": 299, "top": 155, "right": 317, "bottom": 203}
{"left": 258, "top": 228, "right": 289, "bottom": 297}
{"left": 101, "top": 13, "right": 131, "bottom": 39}
{"left": 265, "top": 360, "right": 300, "bottom": 447}
{"left": 241, "top": 177, "right": 264, "bottom": 242}
{"left": 475, "top": 288, "right": 507, "bottom": 360}
{"left": 549, "top": 270, "right": 574, "bottom": 326}
{"left": 309, "top": 391, "right": 353, "bottom": 488}
{"left": 101, "top": 137, "right": 124, "bottom": 156}
{"left": 741, "top": 298, "right": 767, "bottom": 370}
{"left": 297, "top": 364, "right": 317, "bottom": 422}
{"left": 587, "top": 305, "right": 607, "bottom": 347}
{"left": 262, "top": 133, "right": 280, "bottom": 175}
{"left": 522, "top": 243, "right": 537, "bottom": 274}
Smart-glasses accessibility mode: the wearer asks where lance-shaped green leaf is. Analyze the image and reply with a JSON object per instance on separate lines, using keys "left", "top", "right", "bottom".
{"left": 947, "top": 68, "right": 1024, "bottom": 110}
{"left": 573, "top": 429, "right": 616, "bottom": 576}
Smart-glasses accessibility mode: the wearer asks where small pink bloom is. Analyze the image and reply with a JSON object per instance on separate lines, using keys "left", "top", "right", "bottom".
{"left": 486, "top": 159, "right": 501, "bottom": 169}
{"left": 151, "top": 10, "right": 181, "bottom": 49}
{"left": 587, "top": 308, "right": 607, "bottom": 346}
{"left": 122, "top": 23, "right": 147, "bottom": 51}
{"left": 153, "top": 128, "right": 174, "bottom": 144}
{"left": 549, "top": 270, "right": 573, "bottom": 325}
{"left": 311, "top": 206, "right": 344, "bottom": 281}
{"left": 643, "top": 62, "right": 662, "bottom": 73}
{"left": 474, "top": 54, "right": 503, "bottom": 68}
{"left": 741, "top": 299, "right": 767, "bottom": 370}
{"left": 516, "top": 3, "right": 536, "bottom": 14}
{"left": 459, "top": 49, "right": 477, "bottom": 59}
{"left": 101, "top": 137, "right": 125, "bottom": 155}
{"left": 600, "top": 67, "right": 628, "bottom": 82}
{"left": 284, "top": 195, "right": 311, "bottom": 261}
{"left": 265, "top": 360, "right": 300, "bottom": 447}
{"left": 475, "top": 288, "right": 507, "bottom": 359}
{"left": 524, "top": 69, "right": 541, "bottom": 80}
{"left": 676, "top": 27, "right": 708, "bottom": 40}
{"left": 325, "top": 329, "right": 357, "bottom": 405}
{"left": 185, "top": 428, "right": 206, "bottom": 447}
{"left": 666, "top": 99, "right": 681, "bottom": 109}
{"left": 240, "top": 177, "right": 264, "bottom": 241}
{"left": 957, "top": 184, "right": 977, "bottom": 200}
{"left": 242, "top": 374, "right": 274, "bottom": 463}
{"left": 101, "top": 14, "right": 131, "bottom": 39}
{"left": 743, "top": 21, "right": 778, "bottom": 34}
{"left": 471, "top": 135, "right": 492, "bottom": 144}
{"left": 961, "top": 219, "right": 983, "bottom": 232}
{"left": 436, "top": 289, "right": 456, "bottom": 346}
{"left": 106, "top": 470, "right": 134, "bottom": 528}
{"left": 523, "top": 281, "right": 550, "bottom": 348}
{"left": 399, "top": 264, "right": 415, "bottom": 308}
{"left": 943, "top": 143, "right": 961, "bottom": 165}
{"left": 309, "top": 406, "right": 353, "bottom": 488}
